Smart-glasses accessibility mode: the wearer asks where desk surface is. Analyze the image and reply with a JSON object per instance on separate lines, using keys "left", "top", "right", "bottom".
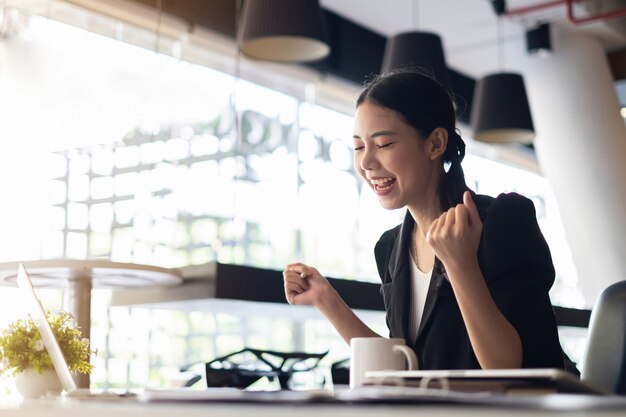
{"left": 2, "top": 394, "right": 626, "bottom": 417}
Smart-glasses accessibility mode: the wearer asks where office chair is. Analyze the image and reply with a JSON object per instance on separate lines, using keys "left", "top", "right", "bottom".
{"left": 581, "top": 280, "right": 626, "bottom": 395}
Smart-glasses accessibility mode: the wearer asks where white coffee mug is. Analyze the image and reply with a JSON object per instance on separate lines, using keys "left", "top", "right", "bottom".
{"left": 349, "top": 337, "right": 418, "bottom": 388}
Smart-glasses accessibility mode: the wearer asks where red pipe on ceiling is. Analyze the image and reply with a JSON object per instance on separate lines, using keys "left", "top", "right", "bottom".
{"left": 566, "top": 0, "right": 626, "bottom": 24}
{"left": 505, "top": 0, "right": 626, "bottom": 24}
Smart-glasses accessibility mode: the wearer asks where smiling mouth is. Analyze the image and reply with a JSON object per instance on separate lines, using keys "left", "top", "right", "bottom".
{"left": 370, "top": 177, "right": 396, "bottom": 191}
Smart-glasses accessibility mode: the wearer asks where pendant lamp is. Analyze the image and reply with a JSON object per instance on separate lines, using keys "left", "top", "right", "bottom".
{"left": 238, "top": 0, "right": 330, "bottom": 63}
{"left": 470, "top": 73, "right": 535, "bottom": 143}
{"left": 382, "top": 31, "right": 449, "bottom": 87}
{"left": 470, "top": 0, "right": 535, "bottom": 144}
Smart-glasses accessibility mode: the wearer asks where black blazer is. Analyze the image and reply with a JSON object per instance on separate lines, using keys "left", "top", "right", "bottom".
{"left": 374, "top": 192, "right": 565, "bottom": 370}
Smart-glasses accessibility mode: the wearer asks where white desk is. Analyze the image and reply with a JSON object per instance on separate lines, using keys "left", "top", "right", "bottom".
{"left": 1, "top": 396, "right": 626, "bottom": 417}
{"left": 0, "top": 259, "right": 183, "bottom": 388}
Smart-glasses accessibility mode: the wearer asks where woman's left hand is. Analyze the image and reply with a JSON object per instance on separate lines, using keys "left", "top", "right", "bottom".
{"left": 426, "top": 191, "right": 482, "bottom": 274}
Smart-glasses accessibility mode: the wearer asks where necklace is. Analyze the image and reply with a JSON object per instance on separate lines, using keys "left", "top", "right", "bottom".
{"left": 411, "top": 224, "right": 436, "bottom": 275}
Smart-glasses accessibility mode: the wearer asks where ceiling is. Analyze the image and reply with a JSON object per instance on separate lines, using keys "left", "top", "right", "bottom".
{"left": 7, "top": 0, "right": 626, "bottom": 106}
{"left": 40, "top": 0, "right": 626, "bottom": 80}
{"left": 113, "top": 0, "right": 626, "bottom": 107}
{"left": 319, "top": 0, "right": 626, "bottom": 79}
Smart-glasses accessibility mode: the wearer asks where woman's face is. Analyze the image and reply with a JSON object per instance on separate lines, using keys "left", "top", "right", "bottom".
{"left": 353, "top": 101, "right": 440, "bottom": 211}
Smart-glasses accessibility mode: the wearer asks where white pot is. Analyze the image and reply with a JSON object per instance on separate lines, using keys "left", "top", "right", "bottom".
{"left": 14, "top": 368, "right": 63, "bottom": 398}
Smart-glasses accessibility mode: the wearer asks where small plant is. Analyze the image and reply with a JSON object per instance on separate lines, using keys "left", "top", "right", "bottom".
{"left": 0, "top": 311, "right": 93, "bottom": 376}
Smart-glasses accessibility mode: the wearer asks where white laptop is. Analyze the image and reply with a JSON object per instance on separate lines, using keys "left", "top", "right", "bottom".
{"left": 363, "top": 368, "right": 608, "bottom": 395}
{"left": 16, "top": 263, "right": 134, "bottom": 399}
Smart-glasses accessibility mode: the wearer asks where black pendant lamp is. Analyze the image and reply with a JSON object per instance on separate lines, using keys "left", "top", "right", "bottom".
{"left": 382, "top": 31, "right": 449, "bottom": 87}
{"left": 470, "top": 0, "right": 535, "bottom": 144}
{"left": 470, "top": 73, "right": 534, "bottom": 144}
{"left": 238, "top": 0, "right": 330, "bottom": 63}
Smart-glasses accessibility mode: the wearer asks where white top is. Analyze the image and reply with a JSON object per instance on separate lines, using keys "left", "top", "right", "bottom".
{"left": 408, "top": 255, "right": 433, "bottom": 343}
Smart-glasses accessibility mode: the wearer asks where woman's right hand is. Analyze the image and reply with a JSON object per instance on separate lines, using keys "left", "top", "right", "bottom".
{"left": 283, "top": 262, "right": 332, "bottom": 307}
{"left": 284, "top": 262, "right": 380, "bottom": 344}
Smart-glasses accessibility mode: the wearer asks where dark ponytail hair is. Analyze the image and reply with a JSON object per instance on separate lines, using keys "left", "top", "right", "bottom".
{"left": 356, "top": 68, "right": 467, "bottom": 211}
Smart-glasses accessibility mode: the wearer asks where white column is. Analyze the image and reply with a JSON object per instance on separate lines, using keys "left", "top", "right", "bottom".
{"left": 525, "top": 33, "right": 626, "bottom": 306}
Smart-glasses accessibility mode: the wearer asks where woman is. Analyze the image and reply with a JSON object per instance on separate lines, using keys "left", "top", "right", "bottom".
{"left": 283, "top": 68, "right": 564, "bottom": 370}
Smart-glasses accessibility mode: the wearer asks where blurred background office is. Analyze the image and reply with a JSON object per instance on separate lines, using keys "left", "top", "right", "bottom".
{"left": 1, "top": 0, "right": 625, "bottom": 392}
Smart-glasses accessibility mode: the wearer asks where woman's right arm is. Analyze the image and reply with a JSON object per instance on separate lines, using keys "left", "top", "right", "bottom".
{"left": 283, "top": 262, "right": 380, "bottom": 344}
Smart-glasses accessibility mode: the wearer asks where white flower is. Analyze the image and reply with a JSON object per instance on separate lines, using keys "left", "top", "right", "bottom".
{"left": 0, "top": 358, "right": 9, "bottom": 368}
{"left": 34, "top": 340, "right": 44, "bottom": 351}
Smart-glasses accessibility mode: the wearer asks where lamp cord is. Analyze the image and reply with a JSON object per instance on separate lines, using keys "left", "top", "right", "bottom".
{"left": 232, "top": 0, "right": 242, "bottom": 254}
{"left": 233, "top": 0, "right": 241, "bottom": 145}
{"left": 497, "top": 16, "right": 504, "bottom": 70}
{"left": 412, "top": 0, "right": 420, "bottom": 30}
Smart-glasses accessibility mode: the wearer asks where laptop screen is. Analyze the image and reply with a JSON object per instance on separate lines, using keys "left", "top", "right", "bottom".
{"left": 16, "top": 263, "right": 77, "bottom": 393}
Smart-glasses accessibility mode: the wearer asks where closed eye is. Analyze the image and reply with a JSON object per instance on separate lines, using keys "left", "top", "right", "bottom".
{"left": 354, "top": 145, "right": 364, "bottom": 151}
{"left": 376, "top": 142, "right": 394, "bottom": 149}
